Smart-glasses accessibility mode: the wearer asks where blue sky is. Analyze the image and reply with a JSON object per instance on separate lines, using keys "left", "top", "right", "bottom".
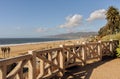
{"left": 0, "top": 0, "right": 120, "bottom": 38}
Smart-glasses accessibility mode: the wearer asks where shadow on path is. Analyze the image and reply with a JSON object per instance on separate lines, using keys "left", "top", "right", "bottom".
{"left": 54, "top": 56, "right": 115, "bottom": 79}
{"left": 63, "top": 56, "right": 114, "bottom": 79}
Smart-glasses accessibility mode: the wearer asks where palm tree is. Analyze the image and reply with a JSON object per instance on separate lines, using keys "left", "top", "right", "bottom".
{"left": 106, "top": 6, "right": 120, "bottom": 34}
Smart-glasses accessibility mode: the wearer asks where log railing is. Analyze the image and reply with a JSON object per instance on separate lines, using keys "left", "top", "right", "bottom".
{"left": 0, "top": 54, "right": 32, "bottom": 79}
{"left": 35, "top": 48, "right": 64, "bottom": 79}
{"left": 0, "top": 40, "right": 119, "bottom": 79}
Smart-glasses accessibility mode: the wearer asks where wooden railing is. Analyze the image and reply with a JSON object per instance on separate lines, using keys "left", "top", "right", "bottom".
{"left": 0, "top": 40, "right": 119, "bottom": 79}
{"left": 0, "top": 54, "right": 32, "bottom": 79}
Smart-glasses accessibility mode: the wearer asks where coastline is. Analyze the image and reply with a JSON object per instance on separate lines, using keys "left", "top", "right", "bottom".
{"left": 0, "top": 38, "right": 66, "bottom": 46}
{"left": 0, "top": 38, "right": 88, "bottom": 58}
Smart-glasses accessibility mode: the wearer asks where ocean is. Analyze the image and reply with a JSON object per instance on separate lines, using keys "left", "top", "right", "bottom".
{"left": 0, "top": 38, "right": 66, "bottom": 46}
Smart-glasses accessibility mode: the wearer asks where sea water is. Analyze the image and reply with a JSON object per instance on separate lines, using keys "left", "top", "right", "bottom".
{"left": 0, "top": 38, "right": 66, "bottom": 46}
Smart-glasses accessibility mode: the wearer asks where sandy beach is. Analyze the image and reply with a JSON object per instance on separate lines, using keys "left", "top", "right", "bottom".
{"left": 0, "top": 38, "right": 87, "bottom": 59}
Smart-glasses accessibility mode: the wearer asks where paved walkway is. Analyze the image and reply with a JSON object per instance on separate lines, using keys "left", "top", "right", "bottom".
{"left": 62, "top": 57, "right": 120, "bottom": 79}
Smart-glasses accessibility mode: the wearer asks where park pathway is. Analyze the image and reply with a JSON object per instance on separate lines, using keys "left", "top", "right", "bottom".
{"left": 62, "top": 57, "right": 120, "bottom": 79}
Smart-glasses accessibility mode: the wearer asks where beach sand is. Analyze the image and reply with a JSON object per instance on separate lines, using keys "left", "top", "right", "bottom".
{"left": 0, "top": 38, "right": 87, "bottom": 58}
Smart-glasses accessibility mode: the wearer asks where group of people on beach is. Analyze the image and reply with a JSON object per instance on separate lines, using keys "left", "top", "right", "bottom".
{"left": 1, "top": 47, "right": 11, "bottom": 58}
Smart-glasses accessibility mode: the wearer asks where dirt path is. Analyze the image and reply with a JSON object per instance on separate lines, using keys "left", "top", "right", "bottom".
{"left": 62, "top": 57, "right": 120, "bottom": 79}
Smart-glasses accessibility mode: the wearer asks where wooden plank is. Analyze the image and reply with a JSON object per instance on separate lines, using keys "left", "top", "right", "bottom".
{"left": 48, "top": 53, "right": 52, "bottom": 75}
{"left": 37, "top": 54, "right": 64, "bottom": 72}
{"left": 7, "top": 61, "right": 23, "bottom": 78}
{"left": 37, "top": 58, "right": 45, "bottom": 79}
{"left": 28, "top": 51, "right": 36, "bottom": 79}
{"left": 0, "top": 54, "right": 32, "bottom": 66}
{"left": 0, "top": 65, "right": 7, "bottom": 79}
{"left": 81, "top": 43, "right": 86, "bottom": 65}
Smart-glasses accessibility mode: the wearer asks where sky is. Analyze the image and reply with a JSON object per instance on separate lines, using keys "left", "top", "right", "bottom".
{"left": 0, "top": 0, "right": 120, "bottom": 38}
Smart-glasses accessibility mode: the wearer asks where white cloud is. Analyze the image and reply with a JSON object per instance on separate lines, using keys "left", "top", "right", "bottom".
{"left": 36, "top": 27, "right": 46, "bottom": 32}
{"left": 87, "top": 9, "right": 106, "bottom": 21}
{"left": 59, "top": 14, "right": 83, "bottom": 28}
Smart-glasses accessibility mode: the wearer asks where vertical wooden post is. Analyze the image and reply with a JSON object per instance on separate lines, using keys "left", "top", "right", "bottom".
{"left": 59, "top": 45, "right": 65, "bottom": 76}
{"left": 98, "top": 41, "right": 102, "bottom": 60}
{"left": 54, "top": 52, "right": 58, "bottom": 65}
{"left": 0, "top": 65, "right": 7, "bottom": 79}
{"left": 76, "top": 41, "right": 79, "bottom": 44}
{"left": 48, "top": 53, "right": 52, "bottom": 75}
{"left": 82, "top": 42, "right": 86, "bottom": 66}
{"left": 38, "top": 57, "right": 45, "bottom": 78}
{"left": 66, "top": 51, "right": 70, "bottom": 63}
{"left": 110, "top": 39, "right": 113, "bottom": 53}
{"left": 28, "top": 51, "right": 36, "bottom": 79}
{"left": 73, "top": 48, "right": 76, "bottom": 63}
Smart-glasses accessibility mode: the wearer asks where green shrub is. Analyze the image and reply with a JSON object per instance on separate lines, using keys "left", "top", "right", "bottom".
{"left": 116, "top": 46, "right": 120, "bottom": 57}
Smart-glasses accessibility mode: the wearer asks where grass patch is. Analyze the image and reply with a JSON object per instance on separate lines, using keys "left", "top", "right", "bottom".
{"left": 101, "top": 33, "right": 120, "bottom": 41}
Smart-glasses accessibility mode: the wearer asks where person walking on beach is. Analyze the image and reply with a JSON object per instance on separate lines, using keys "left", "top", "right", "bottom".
{"left": 0, "top": 47, "right": 11, "bottom": 58}
{"left": 7, "top": 47, "right": 11, "bottom": 57}
{"left": 3, "top": 47, "right": 7, "bottom": 58}
{"left": 1, "top": 47, "right": 4, "bottom": 57}
{"left": 1, "top": 47, "right": 7, "bottom": 58}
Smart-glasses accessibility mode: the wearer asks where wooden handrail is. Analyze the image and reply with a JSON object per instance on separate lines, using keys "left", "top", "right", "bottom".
{"left": 0, "top": 40, "right": 119, "bottom": 79}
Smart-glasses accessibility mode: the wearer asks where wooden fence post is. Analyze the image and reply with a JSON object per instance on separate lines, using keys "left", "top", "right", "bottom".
{"left": 110, "top": 39, "right": 113, "bottom": 53}
{"left": 98, "top": 41, "right": 102, "bottom": 60}
{"left": 28, "top": 51, "right": 36, "bottom": 79}
{"left": 82, "top": 42, "right": 86, "bottom": 66}
{"left": 59, "top": 45, "right": 65, "bottom": 77}
{"left": 37, "top": 57, "right": 45, "bottom": 78}
{"left": 48, "top": 53, "right": 52, "bottom": 75}
{"left": 0, "top": 65, "right": 7, "bottom": 79}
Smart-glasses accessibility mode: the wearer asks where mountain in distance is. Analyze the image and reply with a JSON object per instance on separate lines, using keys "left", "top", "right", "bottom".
{"left": 46, "top": 32, "right": 98, "bottom": 39}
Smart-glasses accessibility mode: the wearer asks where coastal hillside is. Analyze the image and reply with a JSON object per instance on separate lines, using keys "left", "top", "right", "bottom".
{"left": 47, "top": 32, "right": 98, "bottom": 39}
{"left": 101, "top": 33, "right": 120, "bottom": 41}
